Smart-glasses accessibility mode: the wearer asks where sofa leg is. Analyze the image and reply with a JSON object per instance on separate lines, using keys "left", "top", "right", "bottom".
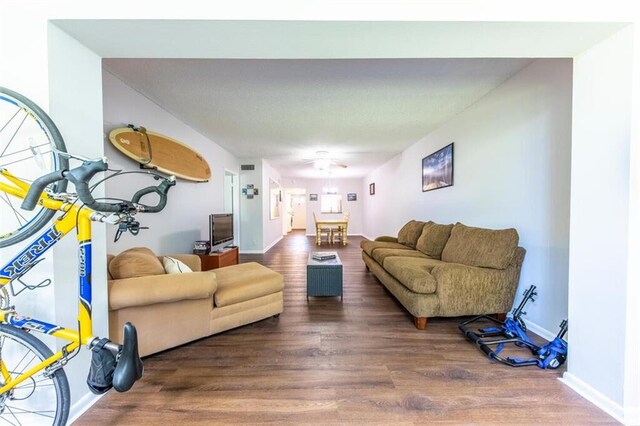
{"left": 492, "top": 313, "right": 507, "bottom": 321}
{"left": 414, "top": 316, "right": 427, "bottom": 330}
{"left": 273, "top": 313, "right": 281, "bottom": 318}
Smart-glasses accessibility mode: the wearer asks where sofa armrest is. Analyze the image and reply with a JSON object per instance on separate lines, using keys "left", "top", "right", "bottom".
{"left": 109, "top": 271, "right": 217, "bottom": 310}
{"left": 375, "top": 236, "right": 398, "bottom": 243}
{"left": 430, "top": 263, "right": 519, "bottom": 314}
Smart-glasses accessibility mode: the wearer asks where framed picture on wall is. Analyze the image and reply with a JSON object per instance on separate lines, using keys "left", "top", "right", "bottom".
{"left": 309, "top": 193, "right": 318, "bottom": 201}
{"left": 347, "top": 193, "right": 357, "bottom": 201}
{"left": 369, "top": 183, "right": 375, "bottom": 195}
{"left": 422, "top": 143, "right": 454, "bottom": 192}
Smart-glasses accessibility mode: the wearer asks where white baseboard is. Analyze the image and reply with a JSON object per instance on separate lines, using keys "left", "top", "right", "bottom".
{"left": 239, "top": 236, "right": 283, "bottom": 255}
{"left": 361, "top": 234, "right": 375, "bottom": 241}
{"left": 560, "top": 372, "right": 625, "bottom": 424}
{"left": 522, "top": 318, "right": 556, "bottom": 341}
{"left": 69, "top": 391, "right": 103, "bottom": 424}
{"left": 264, "top": 236, "right": 283, "bottom": 253}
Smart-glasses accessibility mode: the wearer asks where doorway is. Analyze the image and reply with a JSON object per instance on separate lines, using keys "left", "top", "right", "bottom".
{"left": 284, "top": 188, "right": 306, "bottom": 234}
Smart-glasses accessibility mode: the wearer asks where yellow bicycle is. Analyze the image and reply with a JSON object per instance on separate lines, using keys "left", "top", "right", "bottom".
{"left": 0, "top": 86, "right": 175, "bottom": 424}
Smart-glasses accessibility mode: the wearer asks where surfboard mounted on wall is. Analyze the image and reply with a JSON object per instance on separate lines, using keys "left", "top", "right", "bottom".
{"left": 108, "top": 125, "right": 211, "bottom": 182}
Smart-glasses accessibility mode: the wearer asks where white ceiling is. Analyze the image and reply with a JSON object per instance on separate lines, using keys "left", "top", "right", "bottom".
{"left": 104, "top": 57, "right": 533, "bottom": 178}
{"left": 54, "top": 19, "right": 623, "bottom": 179}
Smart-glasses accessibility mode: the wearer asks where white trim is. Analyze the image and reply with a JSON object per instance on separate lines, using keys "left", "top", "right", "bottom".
{"left": 361, "top": 234, "right": 375, "bottom": 241}
{"left": 626, "top": 407, "right": 640, "bottom": 426}
{"left": 264, "top": 236, "right": 283, "bottom": 253}
{"left": 522, "top": 318, "right": 556, "bottom": 341}
{"left": 69, "top": 391, "right": 103, "bottom": 424}
{"left": 239, "top": 236, "right": 283, "bottom": 255}
{"left": 560, "top": 372, "right": 624, "bottom": 424}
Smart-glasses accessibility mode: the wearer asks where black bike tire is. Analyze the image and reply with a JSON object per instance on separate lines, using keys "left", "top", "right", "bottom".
{"left": 0, "top": 86, "right": 69, "bottom": 248}
{"left": 0, "top": 323, "right": 70, "bottom": 425}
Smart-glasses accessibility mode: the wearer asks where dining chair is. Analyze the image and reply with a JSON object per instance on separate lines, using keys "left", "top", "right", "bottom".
{"left": 331, "top": 212, "right": 350, "bottom": 245}
{"left": 313, "top": 212, "right": 332, "bottom": 245}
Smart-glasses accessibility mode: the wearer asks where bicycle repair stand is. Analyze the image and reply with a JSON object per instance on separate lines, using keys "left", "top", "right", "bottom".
{"left": 458, "top": 285, "right": 568, "bottom": 369}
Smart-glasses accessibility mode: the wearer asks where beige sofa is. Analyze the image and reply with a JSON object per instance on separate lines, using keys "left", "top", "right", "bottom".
{"left": 107, "top": 248, "right": 284, "bottom": 357}
{"left": 361, "top": 221, "right": 525, "bottom": 329}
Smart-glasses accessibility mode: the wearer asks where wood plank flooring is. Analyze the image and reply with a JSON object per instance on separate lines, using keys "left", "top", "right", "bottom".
{"left": 76, "top": 231, "right": 617, "bottom": 425}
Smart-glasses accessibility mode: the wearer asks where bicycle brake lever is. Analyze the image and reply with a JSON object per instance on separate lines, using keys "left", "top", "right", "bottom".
{"left": 128, "top": 222, "right": 148, "bottom": 236}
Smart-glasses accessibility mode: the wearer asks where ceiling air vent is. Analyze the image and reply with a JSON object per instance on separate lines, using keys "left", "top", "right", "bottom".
{"left": 241, "top": 164, "right": 255, "bottom": 171}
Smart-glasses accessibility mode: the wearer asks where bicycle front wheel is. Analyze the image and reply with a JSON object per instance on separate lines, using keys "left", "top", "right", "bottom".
{"left": 0, "top": 86, "right": 68, "bottom": 248}
{"left": 0, "top": 324, "right": 70, "bottom": 425}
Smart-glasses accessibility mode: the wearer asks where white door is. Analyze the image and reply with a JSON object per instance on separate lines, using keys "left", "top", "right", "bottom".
{"left": 291, "top": 194, "right": 306, "bottom": 229}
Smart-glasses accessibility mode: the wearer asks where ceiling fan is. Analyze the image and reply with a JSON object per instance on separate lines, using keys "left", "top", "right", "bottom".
{"left": 307, "top": 151, "right": 347, "bottom": 170}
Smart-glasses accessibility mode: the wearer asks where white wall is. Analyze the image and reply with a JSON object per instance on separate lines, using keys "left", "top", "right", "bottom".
{"left": 262, "top": 160, "right": 283, "bottom": 250}
{"left": 280, "top": 177, "right": 365, "bottom": 236}
{"left": 102, "top": 72, "right": 240, "bottom": 255}
{"left": 237, "top": 160, "right": 283, "bottom": 253}
{"left": 48, "top": 24, "right": 108, "bottom": 411}
{"left": 305, "top": 178, "right": 364, "bottom": 236}
{"left": 364, "top": 59, "right": 573, "bottom": 335}
{"left": 563, "top": 28, "right": 632, "bottom": 409}
{"left": 239, "top": 160, "right": 263, "bottom": 252}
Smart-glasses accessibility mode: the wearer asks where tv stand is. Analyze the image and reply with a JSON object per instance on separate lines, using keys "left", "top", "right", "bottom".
{"left": 197, "top": 246, "right": 239, "bottom": 271}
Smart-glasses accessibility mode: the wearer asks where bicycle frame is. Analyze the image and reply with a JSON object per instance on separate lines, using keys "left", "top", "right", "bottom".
{"left": 0, "top": 168, "right": 96, "bottom": 394}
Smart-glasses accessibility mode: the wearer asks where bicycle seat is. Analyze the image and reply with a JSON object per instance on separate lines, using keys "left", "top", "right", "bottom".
{"left": 112, "top": 322, "right": 144, "bottom": 392}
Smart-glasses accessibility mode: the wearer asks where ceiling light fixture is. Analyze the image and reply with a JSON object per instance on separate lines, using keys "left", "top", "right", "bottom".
{"left": 314, "top": 158, "right": 331, "bottom": 170}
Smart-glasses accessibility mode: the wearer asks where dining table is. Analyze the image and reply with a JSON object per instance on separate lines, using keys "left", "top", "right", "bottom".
{"left": 315, "top": 219, "right": 349, "bottom": 246}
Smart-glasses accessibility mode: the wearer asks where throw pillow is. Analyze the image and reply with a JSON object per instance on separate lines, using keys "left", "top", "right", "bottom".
{"left": 441, "top": 223, "right": 519, "bottom": 269}
{"left": 416, "top": 222, "right": 454, "bottom": 259}
{"left": 163, "top": 256, "right": 193, "bottom": 274}
{"left": 108, "top": 247, "right": 165, "bottom": 279}
{"left": 397, "top": 220, "right": 428, "bottom": 249}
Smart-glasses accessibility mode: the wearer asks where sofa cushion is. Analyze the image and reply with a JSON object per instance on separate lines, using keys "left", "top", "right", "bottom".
{"left": 109, "top": 247, "right": 165, "bottom": 279}
{"left": 384, "top": 257, "right": 444, "bottom": 294}
{"left": 163, "top": 256, "right": 193, "bottom": 274}
{"left": 360, "top": 240, "right": 412, "bottom": 258}
{"left": 441, "top": 223, "right": 519, "bottom": 270}
{"left": 416, "top": 222, "right": 454, "bottom": 259}
{"left": 372, "top": 248, "right": 429, "bottom": 265}
{"left": 397, "top": 220, "right": 428, "bottom": 248}
{"left": 213, "top": 262, "right": 284, "bottom": 307}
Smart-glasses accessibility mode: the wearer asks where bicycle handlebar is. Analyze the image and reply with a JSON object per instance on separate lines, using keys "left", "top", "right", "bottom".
{"left": 21, "top": 170, "right": 68, "bottom": 210}
{"left": 21, "top": 158, "right": 176, "bottom": 213}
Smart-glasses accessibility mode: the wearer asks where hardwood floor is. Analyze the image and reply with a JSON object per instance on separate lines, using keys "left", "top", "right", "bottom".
{"left": 77, "top": 231, "right": 617, "bottom": 424}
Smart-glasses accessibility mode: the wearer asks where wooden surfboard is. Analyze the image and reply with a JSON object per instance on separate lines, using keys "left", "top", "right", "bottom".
{"left": 108, "top": 126, "right": 211, "bottom": 182}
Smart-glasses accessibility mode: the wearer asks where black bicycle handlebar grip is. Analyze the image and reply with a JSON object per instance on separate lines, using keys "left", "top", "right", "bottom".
{"left": 21, "top": 170, "right": 66, "bottom": 211}
{"left": 65, "top": 160, "right": 126, "bottom": 213}
{"left": 131, "top": 178, "right": 176, "bottom": 213}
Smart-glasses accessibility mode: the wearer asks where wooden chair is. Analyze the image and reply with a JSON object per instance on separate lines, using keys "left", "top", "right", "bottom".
{"left": 313, "top": 212, "right": 332, "bottom": 245}
{"left": 331, "top": 212, "right": 350, "bottom": 245}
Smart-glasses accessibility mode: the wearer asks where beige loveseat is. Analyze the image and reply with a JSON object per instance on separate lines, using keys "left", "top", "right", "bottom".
{"left": 107, "top": 248, "right": 284, "bottom": 357}
{"left": 361, "top": 221, "right": 525, "bottom": 329}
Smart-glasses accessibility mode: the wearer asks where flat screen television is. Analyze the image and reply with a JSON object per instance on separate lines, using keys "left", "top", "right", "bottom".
{"left": 210, "top": 213, "right": 234, "bottom": 247}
